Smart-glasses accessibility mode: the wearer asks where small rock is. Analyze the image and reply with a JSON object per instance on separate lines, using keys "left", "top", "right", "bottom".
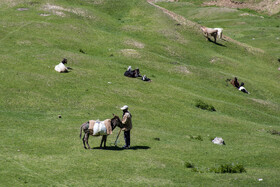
{"left": 17, "top": 150, "right": 20, "bottom": 152}
{"left": 108, "top": 82, "right": 112, "bottom": 84}
{"left": 40, "top": 13, "right": 50, "bottom": 17}
{"left": 17, "top": 8, "right": 29, "bottom": 11}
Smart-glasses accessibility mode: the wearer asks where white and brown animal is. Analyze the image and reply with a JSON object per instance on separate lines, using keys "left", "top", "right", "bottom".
{"left": 200, "top": 26, "right": 218, "bottom": 43}
{"left": 79, "top": 114, "right": 124, "bottom": 149}
{"left": 214, "top": 28, "right": 223, "bottom": 39}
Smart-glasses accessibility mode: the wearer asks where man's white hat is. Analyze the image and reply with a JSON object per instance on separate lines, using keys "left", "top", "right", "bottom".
{"left": 120, "top": 105, "right": 128, "bottom": 110}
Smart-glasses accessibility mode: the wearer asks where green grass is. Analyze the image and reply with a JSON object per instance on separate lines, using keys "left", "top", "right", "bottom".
{"left": 0, "top": 0, "right": 280, "bottom": 186}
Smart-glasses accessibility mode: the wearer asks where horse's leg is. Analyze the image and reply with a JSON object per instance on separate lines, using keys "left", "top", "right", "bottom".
{"left": 85, "top": 132, "right": 91, "bottom": 149}
{"left": 214, "top": 34, "right": 217, "bottom": 43}
{"left": 103, "top": 135, "right": 107, "bottom": 148}
{"left": 82, "top": 134, "right": 87, "bottom": 149}
{"left": 100, "top": 135, "right": 105, "bottom": 148}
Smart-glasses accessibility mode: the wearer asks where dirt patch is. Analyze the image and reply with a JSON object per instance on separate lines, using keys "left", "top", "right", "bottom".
{"left": 173, "top": 66, "right": 191, "bottom": 74}
{"left": 16, "top": 40, "right": 31, "bottom": 46}
{"left": 40, "top": 13, "right": 51, "bottom": 17}
{"left": 203, "top": 0, "right": 280, "bottom": 15}
{"left": 251, "top": 98, "right": 278, "bottom": 108}
{"left": 210, "top": 57, "right": 224, "bottom": 64}
{"left": 0, "top": 0, "right": 23, "bottom": 7}
{"left": 120, "top": 49, "right": 141, "bottom": 58}
{"left": 124, "top": 39, "right": 145, "bottom": 49}
{"left": 17, "top": 8, "right": 29, "bottom": 11}
{"left": 240, "top": 13, "right": 264, "bottom": 18}
{"left": 42, "top": 4, "right": 93, "bottom": 18}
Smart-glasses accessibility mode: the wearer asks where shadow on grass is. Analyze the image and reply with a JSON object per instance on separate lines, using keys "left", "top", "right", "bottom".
{"left": 91, "top": 145, "right": 150, "bottom": 151}
{"left": 208, "top": 38, "right": 226, "bottom": 47}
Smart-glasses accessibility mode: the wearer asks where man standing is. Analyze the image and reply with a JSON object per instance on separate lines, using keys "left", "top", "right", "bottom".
{"left": 120, "top": 105, "right": 132, "bottom": 149}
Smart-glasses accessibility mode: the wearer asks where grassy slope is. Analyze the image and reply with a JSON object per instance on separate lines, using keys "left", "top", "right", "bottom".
{"left": 0, "top": 0, "right": 279, "bottom": 186}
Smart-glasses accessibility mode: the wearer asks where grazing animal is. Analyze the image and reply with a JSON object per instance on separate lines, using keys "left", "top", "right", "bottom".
{"left": 200, "top": 26, "right": 218, "bottom": 43}
{"left": 214, "top": 28, "right": 223, "bottom": 39}
{"left": 124, "top": 66, "right": 142, "bottom": 78}
{"left": 79, "top": 115, "right": 123, "bottom": 149}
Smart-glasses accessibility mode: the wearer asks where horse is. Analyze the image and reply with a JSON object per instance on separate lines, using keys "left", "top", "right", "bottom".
{"left": 214, "top": 28, "right": 223, "bottom": 39}
{"left": 200, "top": 26, "right": 218, "bottom": 43}
{"left": 79, "top": 114, "right": 123, "bottom": 149}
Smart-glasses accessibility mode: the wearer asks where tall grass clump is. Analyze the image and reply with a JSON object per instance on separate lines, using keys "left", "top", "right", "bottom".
{"left": 210, "top": 163, "right": 246, "bottom": 173}
{"left": 195, "top": 100, "right": 216, "bottom": 111}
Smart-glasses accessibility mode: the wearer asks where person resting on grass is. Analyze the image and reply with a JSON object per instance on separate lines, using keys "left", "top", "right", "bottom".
{"left": 239, "top": 82, "right": 250, "bottom": 94}
{"left": 230, "top": 77, "right": 240, "bottom": 89}
{"left": 124, "top": 66, "right": 141, "bottom": 78}
{"left": 141, "top": 75, "right": 152, "bottom": 82}
{"left": 55, "top": 58, "right": 69, "bottom": 73}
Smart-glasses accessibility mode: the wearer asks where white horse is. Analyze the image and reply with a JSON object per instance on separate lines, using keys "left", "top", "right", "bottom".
{"left": 214, "top": 28, "right": 223, "bottom": 39}
{"left": 200, "top": 26, "right": 218, "bottom": 43}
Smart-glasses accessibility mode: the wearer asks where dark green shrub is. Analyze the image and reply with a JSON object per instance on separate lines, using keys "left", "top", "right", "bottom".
{"left": 195, "top": 100, "right": 216, "bottom": 111}
{"left": 190, "top": 135, "right": 203, "bottom": 141}
{"left": 268, "top": 130, "right": 280, "bottom": 136}
{"left": 195, "top": 135, "right": 203, "bottom": 141}
{"left": 185, "top": 162, "right": 195, "bottom": 168}
{"left": 210, "top": 163, "right": 246, "bottom": 173}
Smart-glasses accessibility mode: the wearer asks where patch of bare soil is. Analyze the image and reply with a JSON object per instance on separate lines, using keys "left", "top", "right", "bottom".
{"left": 0, "top": 0, "right": 23, "bottom": 7}
{"left": 203, "top": 0, "right": 280, "bottom": 15}
{"left": 120, "top": 49, "right": 141, "bottom": 58}
{"left": 251, "top": 98, "right": 278, "bottom": 109}
{"left": 42, "top": 4, "right": 93, "bottom": 18}
{"left": 173, "top": 66, "right": 191, "bottom": 74}
{"left": 124, "top": 39, "right": 145, "bottom": 49}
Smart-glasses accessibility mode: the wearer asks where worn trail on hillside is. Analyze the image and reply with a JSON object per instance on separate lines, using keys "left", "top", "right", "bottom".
{"left": 147, "top": 0, "right": 264, "bottom": 54}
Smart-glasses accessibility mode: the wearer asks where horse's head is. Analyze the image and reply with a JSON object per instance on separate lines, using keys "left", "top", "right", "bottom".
{"left": 111, "top": 114, "right": 124, "bottom": 130}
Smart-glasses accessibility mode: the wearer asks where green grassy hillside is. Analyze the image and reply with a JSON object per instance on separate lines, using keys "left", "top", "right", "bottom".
{"left": 0, "top": 0, "right": 279, "bottom": 186}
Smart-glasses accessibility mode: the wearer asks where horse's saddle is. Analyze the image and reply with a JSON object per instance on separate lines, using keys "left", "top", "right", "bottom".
{"left": 89, "top": 120, "right": 107, "bottom": 136}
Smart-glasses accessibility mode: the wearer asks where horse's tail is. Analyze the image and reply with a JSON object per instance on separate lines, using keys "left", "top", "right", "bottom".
{"left": 80, "top": 122, "right": 87, "bottom": 139}
{"left": 80, "top": 124, "right": 83, "bottom": 139}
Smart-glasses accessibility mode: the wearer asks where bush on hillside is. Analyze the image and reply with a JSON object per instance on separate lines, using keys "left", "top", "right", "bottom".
{"left": 210, "top": 163, "right": 246, "bottom": 173}
{"left": 190, "top": 135, "right": 203, "bottom": 141}
{"left": 185, "top": 161, "right": 195, "bottom": 168}
{"left": 268, "top": 129, "right": 280, "bottom": 136}
{"left": 195, "top": 100, "right": 216, "bottom": 112}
